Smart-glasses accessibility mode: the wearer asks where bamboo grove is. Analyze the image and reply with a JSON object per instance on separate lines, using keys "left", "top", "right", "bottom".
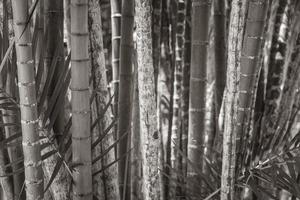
{"left": 1, "top": 0, "right": 300, "bottom": 199}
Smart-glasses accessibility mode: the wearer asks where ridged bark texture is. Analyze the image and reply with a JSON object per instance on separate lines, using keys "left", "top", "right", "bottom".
{"left": 170, "top": 0, "right": 186, "bottom": 199}
{"left": 187, "top": 0, "right": 211, "bottom": 198}
{"left": 221, "top": 0, "right": 247, "bottom": 199}
{"left": 40, "top": 126, "right": 69, "bottom": 200}
{"left": 11, "top": 0, "right": 44, "bottom": 199}
{"left": 136, "top": 0, "right": 161, "bottom": 199}
{"left": 117, "top": 0, "right": 135, "bottom": 198}
{"left": 88, "top": 0, "right": 120, "bottom": 199}
{"left": 70, "top": 0, "right": 92, "bottom": 199}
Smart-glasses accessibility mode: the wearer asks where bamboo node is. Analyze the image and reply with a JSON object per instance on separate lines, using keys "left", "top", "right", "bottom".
{"left": 72, "top": 110, "right": 90, "bottom": 115}
{"left": 16, "top": 42, "right": 32, "bottom": 47}
{"left": 21, "top": 119, "right": 39, "bottom": 125}
{"left": 18, "top": 81, "right": 36, "bottom": 87}
{"left": 241, "top": 55, "right": 258, "bottom": 60}
{"left": 16, "top": 60, "right": 34, "bottom": 65}
{"left": 192, "top": 40, "right": 209, "bottom": 46}
{"left": 70, "top": 32, "right": 89, "bottom": 36}
{"left": 240, "top": 73, "right": 256, "bottom": 77}
{"left": 111, "top": 13, "right": 122, "bottom": 18}
{"left": 72, "top": 135, "right": 91, "bottom": 140}
{"left": 239, "top": 90, "right": 253, "bottom": 94}
{"left": 112, "top": 58, "right": 120, "bottom": 63}
{"left": 189, "top": 108, "right": 206, "bottom": 112}
{"left": 70, "top": 87, "right": 89, "bottom": 91}
{"left": 112, "top": 36, "right": 121, "bottom": 40}
{"left": 22, "top": 140, "right": 40, "bottom": 147}
{"left": 71, "top": 58, "right": 90, "bottom": 62}
{"left": 190, "top": 77, "right": 207, "bottom": 82}
{"left": 24, "top": 160, "right": 42, "bottom": 168}
{"left": 237, "top": 107, "right": 251, "bottom": 112}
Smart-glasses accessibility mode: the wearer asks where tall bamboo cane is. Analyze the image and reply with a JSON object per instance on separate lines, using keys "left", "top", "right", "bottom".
{"left": 11, "top": 0, "right": 44, "bottom": 199}
{"left": 187, "top": 0, "right": 211, "bottom": 198}
{"left": 70, "top": 0, "right": 92, "bottom": 199}
{"left": 117, "top": 0, "right": 134, "bottom": 198}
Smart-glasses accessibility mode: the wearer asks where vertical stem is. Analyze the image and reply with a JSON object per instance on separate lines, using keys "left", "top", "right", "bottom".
{"left": 187, "top": 0, "right": 211, "bottom": 198}
{"left": 111, "top": 0, "right": 121, "bottom": 118}
{"left": 117, "top": 0, "right": 135, "bottom": 199}
{"left": 136, "top": 0, "right": 161, "bottom": 199}
{"left": 70, "top": 0, "right": 92, "bottom": 199}
{"left": 221, "top": 0, "right": 247, "bottom": 199}
{"left": 11, "top": 0, "right": 44, "bottom": 199}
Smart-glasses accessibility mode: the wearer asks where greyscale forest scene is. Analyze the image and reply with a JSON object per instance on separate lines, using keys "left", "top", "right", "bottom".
{"left": 1, "top": 0, "right": 300, "bottom": 199}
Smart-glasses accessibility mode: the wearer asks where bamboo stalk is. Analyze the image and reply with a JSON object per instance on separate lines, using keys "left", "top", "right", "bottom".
{"left": 187, "top": 0, "right": 211, "bottom": 198}
{"left": 11, "top": 0, "right": 44, "bottom": 199}
{"left": 70, "top": 0, "right": 92, "bottom": 199}
{"left": 170, "top": 0, "right": 186, "bottom": 198}
{"left": 117, "top": 0, "right": 135, "bottom": 198}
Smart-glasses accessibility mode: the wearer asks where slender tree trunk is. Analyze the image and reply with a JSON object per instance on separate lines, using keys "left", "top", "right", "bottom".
{"left": 187, "top": 0, "right": 211, "bottom": 198}
{"left": 117, "top": 0, "right": 135, "bottom": 198}
{"left": 88, "top": 0, "right": 120, "bottom": 199}
{"left": 70, "top": 0, "right": 92, "bottom": 199}
{"left": 136, "top": 0, "right": 161, "bottom": 199}
{"left": 213, "top": 0, "right": 227, "bottom": 115}
{"left": 44, "top": 0, "right": 65, "bottom": 144}
{"left": 11, "top": 0, "right": 44, "bottom": 199}
{"left": 221, "top": 0, "right": 247, "bottom": 199}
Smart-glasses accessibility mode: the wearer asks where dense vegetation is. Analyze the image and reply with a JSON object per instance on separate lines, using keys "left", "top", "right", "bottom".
{"left": 0, "top": 0, "right": 300, "bottom": 200}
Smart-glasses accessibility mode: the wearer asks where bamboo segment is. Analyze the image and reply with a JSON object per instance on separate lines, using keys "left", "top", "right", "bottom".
{"left": 70, "top": 0, "right": 92, "bottom": 199}
{"left": 187, "top": 0, "right": 211, "bottom": 198}
{"left": 111, "top": 0, "right": 121, "bottom": 118}
{"left": 170, "top": 0, "right": 186, "bottom": 198}
{"left": 181, "top": 0, "right": 191, "bottom": 182}
{"left": 236, "top": 0, "right": 268, "bottom": 169}
{"left": 11, "top": 0, "right": 44, "bottom": 199}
